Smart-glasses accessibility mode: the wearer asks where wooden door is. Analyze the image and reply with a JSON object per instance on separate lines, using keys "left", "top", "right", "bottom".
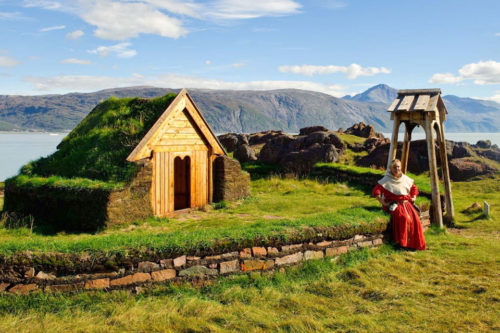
{"left": 152, "top": 151, "right": 171, "bottom": 217}
{"left": 174, "top": 156, "right": 190, "bottom": 210}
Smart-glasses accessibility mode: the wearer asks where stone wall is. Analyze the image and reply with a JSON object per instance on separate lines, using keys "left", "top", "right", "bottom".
{"left": 213, "top": 156, "right": 251, "bottom": 202}
{"left": 0, "top": 234, "right": 384, "bottom": 295}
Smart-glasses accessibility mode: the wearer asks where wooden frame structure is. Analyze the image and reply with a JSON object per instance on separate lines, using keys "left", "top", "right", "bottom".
{"left": 387, "top": 89, "right": 454, "bottom": 228}
{"left": 127, "top": 89, "right": 226, "bottom": 217}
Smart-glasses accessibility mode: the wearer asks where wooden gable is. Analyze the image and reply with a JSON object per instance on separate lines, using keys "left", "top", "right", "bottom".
{"left": 127, "top": 89, "right": 225, "bottom": 162}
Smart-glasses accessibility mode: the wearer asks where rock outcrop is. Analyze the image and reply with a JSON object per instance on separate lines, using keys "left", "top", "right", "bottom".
{"left": 344, "top": 122, "right": 384, "bottom": 139}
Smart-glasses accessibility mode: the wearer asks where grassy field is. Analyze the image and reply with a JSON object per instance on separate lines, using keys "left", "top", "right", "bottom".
{"left": 0, "top": 167, "right": 498, "bottom": 331}
{"left": 0, "top": 174, "right": 387, "bottom": 255}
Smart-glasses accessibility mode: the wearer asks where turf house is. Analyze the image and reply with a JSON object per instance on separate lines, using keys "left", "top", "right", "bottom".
{"left": 4, "top": 89, "right": 250, "bottom": 231}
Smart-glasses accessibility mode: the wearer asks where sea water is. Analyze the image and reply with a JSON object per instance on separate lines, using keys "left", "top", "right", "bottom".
{"left": 0, "top": 132, "right": 499, "bottom": 181}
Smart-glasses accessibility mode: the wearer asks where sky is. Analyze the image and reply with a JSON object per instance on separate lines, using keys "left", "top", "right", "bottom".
{"left": 0, "top": 0, "right": 499, "bottom": 101}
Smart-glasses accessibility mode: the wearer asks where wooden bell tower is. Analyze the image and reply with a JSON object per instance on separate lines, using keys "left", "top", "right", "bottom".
{"left": 387, "top": 89, "right": 454, "bottom": 228}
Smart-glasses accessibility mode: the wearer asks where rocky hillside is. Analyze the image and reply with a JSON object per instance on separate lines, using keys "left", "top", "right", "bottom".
{"left": 1, "top": 85, "right": 499, "bottom": 133}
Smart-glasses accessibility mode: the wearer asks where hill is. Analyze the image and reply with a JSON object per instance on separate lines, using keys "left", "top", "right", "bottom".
{"left": 1, "top": 85, "right": 500, "bottom": 133}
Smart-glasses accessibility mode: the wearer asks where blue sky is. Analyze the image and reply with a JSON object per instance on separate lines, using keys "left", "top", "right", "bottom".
{"left": 0, "top": 0, "right": 499, "bottom": 101}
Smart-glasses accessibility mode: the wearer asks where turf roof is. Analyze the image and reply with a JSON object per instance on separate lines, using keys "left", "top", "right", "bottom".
{"left": 20, "top": 93, "right": 178, "bottom": 183}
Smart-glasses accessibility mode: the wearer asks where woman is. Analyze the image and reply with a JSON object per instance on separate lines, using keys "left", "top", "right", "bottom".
{"left": 373, "top": 159, "right": 426, "bottom": 251}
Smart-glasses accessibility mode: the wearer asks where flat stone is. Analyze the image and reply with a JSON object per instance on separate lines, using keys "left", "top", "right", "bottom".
{"left": 35, "top": 271, "right": 56, "bottom": 280}
{"left": 239, "top": 248, "right": 252, "bottom": 259}
{"left": 267, "top": 247, "right": 279, "bottom": 256}
{"left": 187, "top": 256, "right": 200, "bottom": 261}
{"left": 354, "top": 234, "right": 366, "bottom": 241}
{"left": 219, "top": 260, "right": 240, "bottom": 274}
{"left": 316, "top": 241, "right": 332, "bottom": 248}
{"left": 241, "top": 259, "right": 274, "bottom": 271}
{"left": 252, "top": 247, "right": 267, "bottom": 257}
{"left": 160, "top": 259, "right": 173, "bottom": 268}
{"left": 205, "top": 254, "right": 222, "bottom": 261}
{"left": 281, "top": 244, "right": 303, "bottom": 252}
{"left": 325, "top": 246, "right": 349, "bottom": 257}
{"left": 179, "top": 265, "right": 218, "bottom": 278}
{"left": 357, "top": 240, "right": 373, "bottom": 248}
{"left": 304, "top": 250, "right": 324, "bottom": 261}
{"left": 84, "top": 278, "right": 110, "bottom": 290}
{"left": 46, "top": 282, "right": 85, "bottom": 293}
{"left": 0, "top": 283, "right": 10, "bottom": 292}
{"left": 138, "top": 261, "right": 160, "bottom": 273}
{"left": 275, "top": 252, "right": 303, "bottom": 266}
{"left": 24, "top": 268, "right": 35, "bottom": 278}
{"left": 222, "top": 252, "right": 239, "bottom": 259}
{"left": 9, "top": 283, "right": 39, "bottom": 295}
{"left": 110, "top": 273, "right": 151, "bottom": 287}
{"left": 151, "top": 269, "right": 176, "bottom": 282}
{"left": 372, "top": 238, "right": 383, "bottom": 246}
{"left": 208, "top": 263, "right": 218, "bottom": 269}
{"left": 173, "top": 255, "right": 186, "bottom": 267}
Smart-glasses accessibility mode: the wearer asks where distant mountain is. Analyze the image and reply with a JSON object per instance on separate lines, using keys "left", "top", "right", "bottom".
{"left": 0, "top": 85, "right": 499, "bottom": 133}
{"left": 344, "top": 84, "right": 398, "bottom": 104}
{"left": 0, "top": 87, "right": 391, "bottom": 133}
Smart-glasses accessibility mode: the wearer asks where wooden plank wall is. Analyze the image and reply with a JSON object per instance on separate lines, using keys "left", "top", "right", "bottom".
{"left": 150, "top": 108, "right": 212, "bottom": 216}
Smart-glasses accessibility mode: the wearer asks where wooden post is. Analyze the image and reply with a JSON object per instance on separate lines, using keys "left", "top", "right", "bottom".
{"left": 401, "top": 123, "right": 413, "bottom": 174}
{"left": 425, "top": 116, "right": 443, "bottom": 228}
{"left": 387, "top": 118, "right": 401, "bottom": 170}
{"left": 436, "top": 122, "right": 455, "bottom": 224}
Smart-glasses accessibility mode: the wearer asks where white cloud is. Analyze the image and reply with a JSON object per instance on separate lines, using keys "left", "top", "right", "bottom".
{"left": 206, "top": 0, "right": 301, "bottom": 19}
{"left": 24, "top": 0, "right": 300, "bottom": 40}
{"left": 231, "top": 62, "right": 246, "bottom": 68}
{"left": 24, "top": 73, "right": 349, "bottom": 97}
{"left": 205, "top": 60, "right": 211, "bottom": 65}
{"left": 61, "top": 58, "right": 91, "bottom": 65}
{"left": 40, "top": 25, "right": 65, "bottom": 32}
{"left": 278, "top": 63, "right": 391, "bottom": 79}
{"left": 495, "top": 32, "right": 500, "bottom": 37}
{"left": 66, "top": 30, "right": 84, "bottom": 39}
{"left": 428, "top": 73, "right": 463, "bottom": 84}
{"left": 0, "top": 56, "right": 20, "bottom": 68}
{"left": 0, "top": 11, "right": 31, "bottom": 21}
{"left": 80, "top": 0, "right": 187, "bottom": 40}
{"left": 429, "top": 60, "right": 500, "bottom": 85}
{"left": 480, "top": 91, "right": 500, "bottom": 104}
{"left": 23, "top": 0, "right": 62, "bottom": 10}
{"left": 88, "top": 42, "right": 137, "bottom": 58}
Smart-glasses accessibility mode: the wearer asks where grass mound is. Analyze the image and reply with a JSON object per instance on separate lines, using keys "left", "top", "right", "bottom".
{"left": 17, "top": 93, "right": 177, "bottom": 184}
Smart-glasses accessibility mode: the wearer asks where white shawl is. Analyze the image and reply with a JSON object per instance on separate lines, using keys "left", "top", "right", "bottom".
{"left": 377, "top": 172, "right": 414, "bottom": 196}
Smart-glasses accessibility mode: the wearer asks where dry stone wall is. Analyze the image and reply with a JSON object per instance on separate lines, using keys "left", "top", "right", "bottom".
{"left": 0, "top": 234, "right": 384, "bottom": 295}
{"left": 213, "top": 156, "right": 251, "bottom": 202}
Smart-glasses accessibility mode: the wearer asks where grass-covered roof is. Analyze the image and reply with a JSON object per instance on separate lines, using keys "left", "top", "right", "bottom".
{"left": 20, "top": 93, "right": 178, "bottom": 184}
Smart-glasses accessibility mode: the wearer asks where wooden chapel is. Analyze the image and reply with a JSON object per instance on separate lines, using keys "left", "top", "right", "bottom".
{"left": 387, "top": 89, "right": 455, "bottom": 228}
{"left": 126, "top": 89, "right": 226, "bottom": 217}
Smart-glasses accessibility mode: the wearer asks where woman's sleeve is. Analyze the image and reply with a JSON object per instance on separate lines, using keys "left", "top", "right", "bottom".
{"left": 410, "top": 184, "right": 419, "bottom": 197}
{"left": 372, "top": 184, "right": 383, "bottom": 197}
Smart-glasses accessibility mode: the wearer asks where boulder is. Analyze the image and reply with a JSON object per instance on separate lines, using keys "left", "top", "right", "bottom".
{"left": 344, "top": 122, "right": 384, "bottom": 139}
{"left": 475, "top": 140, "right": 491, "bottom": 149}
{"left": 281, "top": 144, "right": 339, "bottom": 174}
{"left": 248, "top": 130, "right": 285, "bottom": 145}
{"left": 233, "top": 144, "right": 257, "bottom": 163}
{"left": 217, "top": 133, "right": 249, "bottom": 153}
{"left": 449, "top": 158, "right": 496, "bottom": 181}
{"left": 299, "top": 126, "right": 329, "bottom": 136}
{"left": 259, "top": 134, "right": 296, "bottom": 164}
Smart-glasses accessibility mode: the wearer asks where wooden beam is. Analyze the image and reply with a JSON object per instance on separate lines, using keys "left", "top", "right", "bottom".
{"left": 436, "top": 122, "right": 455, "bottom": 224}
{"left": 424, "top": 115, "right": 443, "bottom": 228}
{"left": 386, "top": 118, "right": 401, "bottom": 170}
{"left": 401, "top": 123, "right": 413, "bottom": 174}
{"left": 387, "top": 97, "right": 401, "bottom": 112}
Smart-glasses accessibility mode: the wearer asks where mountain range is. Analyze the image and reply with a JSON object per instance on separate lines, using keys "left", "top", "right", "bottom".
{"left": 1, "top": 84, "right": 499, "bottom": 133}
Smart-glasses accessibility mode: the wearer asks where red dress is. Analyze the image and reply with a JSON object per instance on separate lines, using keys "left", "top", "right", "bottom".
{"left": 372, "top": 183, "right": 426, "bottom": 250}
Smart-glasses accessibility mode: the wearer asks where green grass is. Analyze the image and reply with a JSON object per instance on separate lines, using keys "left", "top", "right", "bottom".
{"left": 18, "top": 94, "right": 177, "bottom": 185}
{"left": 0, "top": 215, "right": 498, "bottom": 332}
{"left": 0, "top": 176, "right": 386, "bottom": 256}
{"left": 5, "top": 174, "right": 123, "bottom": 191}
